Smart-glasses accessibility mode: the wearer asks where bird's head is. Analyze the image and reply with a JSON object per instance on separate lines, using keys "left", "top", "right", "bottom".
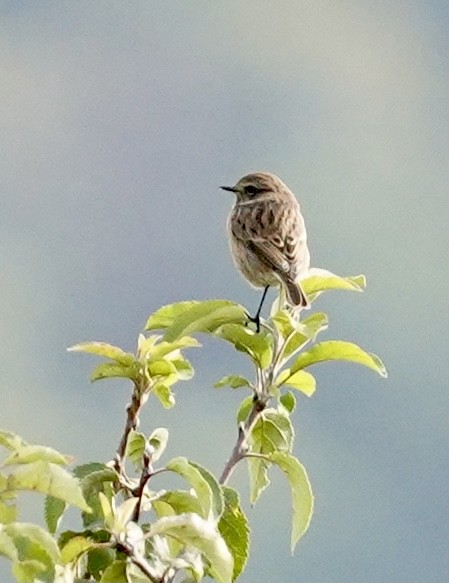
{"left": 220, "top": 172, "right": 289, "bottom": 203}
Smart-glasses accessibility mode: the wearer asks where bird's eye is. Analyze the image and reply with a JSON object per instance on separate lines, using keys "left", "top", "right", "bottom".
{"left": 244, "top": 185, "right": 259, "bottom": 196}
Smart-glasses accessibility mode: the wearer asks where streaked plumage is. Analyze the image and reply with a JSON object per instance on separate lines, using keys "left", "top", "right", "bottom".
{"left": 222, "top": 172, "right": 310, "bottom": 314}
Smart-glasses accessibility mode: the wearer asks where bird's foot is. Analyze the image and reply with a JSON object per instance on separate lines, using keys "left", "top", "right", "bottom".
{"left": 245, "top": 312, "right": 261, "bottom": 333}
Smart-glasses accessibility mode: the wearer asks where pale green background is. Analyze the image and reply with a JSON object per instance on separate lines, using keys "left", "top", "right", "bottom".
{"left": 1, "top": 2, "right": 448, "bottom": 582}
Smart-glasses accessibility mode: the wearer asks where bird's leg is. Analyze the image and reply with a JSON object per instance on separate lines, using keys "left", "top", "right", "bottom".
{"left": 246, "top": 286, "right": 270, "bottom": 333}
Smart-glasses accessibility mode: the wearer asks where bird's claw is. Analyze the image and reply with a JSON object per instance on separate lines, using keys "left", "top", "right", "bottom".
{"left": 245, "top": 311, "right": 261, "bottom": 333}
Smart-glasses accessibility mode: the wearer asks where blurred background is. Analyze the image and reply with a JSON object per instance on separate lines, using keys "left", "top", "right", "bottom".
{"left": 1, "top": 2, "right": 448, "bottom": 582}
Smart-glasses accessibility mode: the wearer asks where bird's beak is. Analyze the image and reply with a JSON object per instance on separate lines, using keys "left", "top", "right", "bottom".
{"left": 220, "top": 185, "right": 237, "bottom": 193}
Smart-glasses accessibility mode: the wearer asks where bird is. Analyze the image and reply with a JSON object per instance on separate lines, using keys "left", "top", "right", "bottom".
{"left": 221, "top": 172, "right": 310, "bottom": 331}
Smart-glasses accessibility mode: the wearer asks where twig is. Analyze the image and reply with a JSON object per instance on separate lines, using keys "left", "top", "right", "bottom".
{"left": 219, "top": 396, "right": 266, "bottom": 485}
{"left": 113, "top": 383, "right": 147, "bottom": 476}
{"left": 220, "top": 317, "right": 287, "bottom": 485}
{"left": 132, "top": 446, "right": 153, "bottom": 522}
{"left": 118, "top": 540, "right": 164, "bottom": 583}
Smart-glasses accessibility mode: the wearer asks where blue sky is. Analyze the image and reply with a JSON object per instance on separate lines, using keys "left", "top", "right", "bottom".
{"left": 1, "top": 2, "right": 448, "bottom": 582}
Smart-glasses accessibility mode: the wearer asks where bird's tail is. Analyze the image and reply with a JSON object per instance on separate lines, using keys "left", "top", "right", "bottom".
{"left": 284, "top": 279, "right": 310, "bottom": 309}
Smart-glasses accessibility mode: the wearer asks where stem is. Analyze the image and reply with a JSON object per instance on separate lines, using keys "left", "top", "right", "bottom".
{"left": 118, "top": 541, "right": 164, "bottom": 582}
{"left": 132, "top": 449, "right": 152, "bottom": 522}
{"left": 220, "top": 311, "right": 288, "bottom": 484}
{"left": 219, "top": 396, "right": 266, "bottom": 485}
{"left": 113, "top": 383, "right": 146, "bottom": 475}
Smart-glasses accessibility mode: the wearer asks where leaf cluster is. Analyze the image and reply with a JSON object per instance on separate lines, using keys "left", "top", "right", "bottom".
{"left": 1, "top": 270, "right": 386, "bottom": 582}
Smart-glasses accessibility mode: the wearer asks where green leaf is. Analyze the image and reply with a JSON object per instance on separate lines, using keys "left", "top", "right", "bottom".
{"left": 126, "top": 427, "right": 170, "bottom": 471}
{"left": 57, "top": 528, "right": 107, "bottom": 549}
{"left": 67, "top": 342, "right": 135, "bottom": 365}
{"left": 2, "top": 445, "right": 72, "bottom": 466}
{"left": 148, "top": 513, "right": 233, "bottom": 583}
{"left": 144, "top": 337, "right": 200, "bottom": 360}
{"left": 166, "top": 458, "right": 214, "bottom": 519}
{"left": 214, "top": 324, "right": 273, "bottom": 369}
{"left": 302, "top": 269, "right": 366, "bottom": 297}
{"left": 90, "top": 362, "right": 139, "bottom": 382}
{"left": 76, "top": 465, "right": 117, "bottom": 496}
{"left": 171, "top": 358, "right": 195, "bottom": 380}
{"left": 126, "top": 430, "right": 146, "bottom": 469}
{"left": 290, "top": 340, "right": 388, "bottom": 377}
{"left": 268, "top": 452, "right": 314, "bottom": 552}
{"left": 5, "top": 522, "right": 60, "bottom": 565}
{"left": 0, "top": 528, "right": 18, "bottom": 561}
{"left": 271, "top": 310, "right": 296, "bottom": 339}
{"left": 189, "top": 462, "right": 224, "bottom": 519}
{"left": 145, "top": 301, "right": 204, "bottom": 330}
{"left": 100, "top": 560, "right": 127, "bottom": 582}
{"left": 279, "top": 391, "right": 296, "bottom": 413}
{"left": 136, "top": 333, "right": 161, "bottom": 357}
{"left": 147, "top": 359, "right": 178, "bottom": 383}
{"left": 113, "top": 497, "right": 140, "bottom": 532}
{"left": 98, "top": 492, "right": 113, "bottom": 526}
{"left": 0, "top": 477, "right": 18, "bottom": 523}
{"left": 250, "top": 410, "right": 294, "bottom": 453}
{"left": 275, "top": 369, "right": 317, "bottom": 397}
{"left": 300, "top": 312, "right": 330, "bottom": 339}
{"left": 152, "top": 383, "right": 176, "bottom": 408}
{"left": 87, "top": 547, "right": 116, "bottom": 579}
{"left": 218, "top": 487, "right": 250, "bottom": 581}
{"left": 60, "top": 535, "right": 94, "bottom": 564}
{"left": 0, "top": 430, "right": 27, "bottom": 451}
{"left": 73, "top": 462, "right": 109, "bottom": 480}
{"left": 76, "top": 465, "right": 116, "bottom": 528}
{"left": 281, "top": 312, "right": 329, "bottom": 361}
{"left": 161, "top": 300, "right": 247, "bottom": 342}
{"left": 236, "top": 396, "right": 253, "bottom": 424}
{"left": 83, "top": 490, "right": 113, "bottom": 530}
{"left": 153, "top": 490, "right": 203, "bottom": 517}
{"left": 148, "top": 427, "right": 169, "bottom": 462}
{"left": 214, "top": 375, "right": 252, "bottom": 389}
{"left": 247, "top": 410, "right": 294, "bottom": 504}
{"left": 7, "top": 461, "right": 90, "bottom": 512}
{"left": 78, "top": 464, "right": 117, "bottom": 489}
{"left": 12, "top": 559, "right": 48, "bottom": 583}
{"left": 44, "top": 496, "right": 66, "bottom": 534}
{"left": 0, "top": 499, "right": 17, "bottom": 524}
{"left": 280, "top": 330, "right": 308, "bottom": 361}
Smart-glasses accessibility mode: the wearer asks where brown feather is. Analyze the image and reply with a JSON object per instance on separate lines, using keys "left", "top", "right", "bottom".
{"left": 226, "top": 172, "right": 311, "bottom": 308}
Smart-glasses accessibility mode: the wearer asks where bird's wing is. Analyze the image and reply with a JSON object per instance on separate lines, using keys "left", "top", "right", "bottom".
{"left": 247, "top": 238, "right": 290, "bottom": 274}
{"left": 231, "top": 200, "right": 303, "bottom": 277}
